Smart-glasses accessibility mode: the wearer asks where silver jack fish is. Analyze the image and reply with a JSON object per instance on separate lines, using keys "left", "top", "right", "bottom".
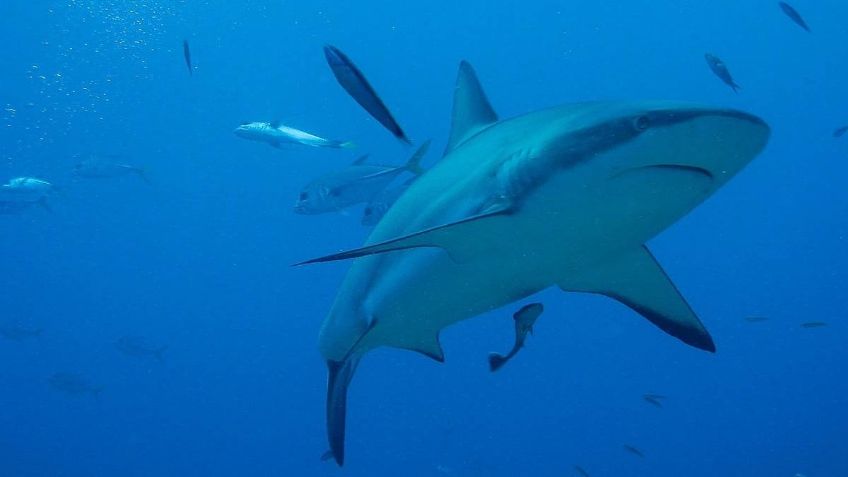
{"left": 234, "top": 121, "right": 355, "bottom": 150}
{"left": 295, "top": 143, "right": 427, "bottom": 215}
{"left": 0, "top": 177, "right": 57, "bottom": 211}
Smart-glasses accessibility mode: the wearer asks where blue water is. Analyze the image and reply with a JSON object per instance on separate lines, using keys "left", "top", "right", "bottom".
{"left": 1, "top": 1, "right": 846, "bottom": 475}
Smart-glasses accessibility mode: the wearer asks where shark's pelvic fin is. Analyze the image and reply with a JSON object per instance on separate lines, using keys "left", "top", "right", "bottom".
{"left": 400, "top": 333, "right": 445, "bottom": 362}
{"left": 295, "top": 203, "right": 512, "bottom": 266}
{"left": 560, "top": 246, "right": 716, "bottom": 352}
{"left": 444, "top": 61, "right": 498, "bottom": 156}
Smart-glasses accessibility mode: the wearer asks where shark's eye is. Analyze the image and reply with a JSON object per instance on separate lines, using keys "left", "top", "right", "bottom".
{"left": 633, "top": 115, "right": 650, "bottom": 132}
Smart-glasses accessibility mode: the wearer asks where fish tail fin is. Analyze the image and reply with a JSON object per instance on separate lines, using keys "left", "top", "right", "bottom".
{"left": 133, "top": 167, "right": 152, "bottom": 185}
{"left": 488, "top": 352, "right": 508, "bottom": 372}
{"left": 404, "top": 139, "right": 431, "bottom": 176}
{"left": 155, "top": 346, "right": 168, "bottom": 363}
{"left": 38, "top": 197, "right": 53, "bottom": 214}
{"left": 731, "top": 82, "right": 741, "bottom": 93}
{"left": 326, "top": 355, "right": 361, "bottom": 466}
{"left": 335, "top": 141, "right": 357, "bottom": 150}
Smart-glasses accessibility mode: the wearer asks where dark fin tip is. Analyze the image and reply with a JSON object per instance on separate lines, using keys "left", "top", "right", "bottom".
{"left": 488, "top": 353, "right": 506, "bottom": 372}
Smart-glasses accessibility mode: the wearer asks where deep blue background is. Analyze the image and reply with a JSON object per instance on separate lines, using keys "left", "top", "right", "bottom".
{"left": 1, "top": 0, "right": 846, "bottom": 475}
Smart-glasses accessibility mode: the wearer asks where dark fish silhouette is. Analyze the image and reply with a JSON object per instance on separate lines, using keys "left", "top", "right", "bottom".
{"left": 778, "top": 2, "right": 811, "bottom": 32}
{"left": 643, "top": 393, "right": 666, "bottom": 408}
{"left": 488, "top": 303, "right": 544, "bottom": 372}
{"left": 801, "top": 321, "right": 828, "bottom": 328}
{"left": 745, "top": 316, "right": 769, "bottom": 323}
{"left": 574, "top": 465, "right": 590, "bottom": 477}
{"left": 833, "top": 126, "right": 848, "bottom": 138}
{"left": 705, "top": 54, "right": 740, "bottom": 93}
{"left": 49, "top": 372, "right": 102, "bottom": 397}
{"left": 323, "top": 45, "right": 410, "bottom": 144}
{"left": 183, "top": 39, "right": 193, "bottom": 75}
{"left": 0, "top": 322, "right": 43, "bottom": 341}
{"left": 623, "top": 444, "right": 645, "bottom": 458}
{"left": 115, "top": 336, "right": 167, "bottom": 362}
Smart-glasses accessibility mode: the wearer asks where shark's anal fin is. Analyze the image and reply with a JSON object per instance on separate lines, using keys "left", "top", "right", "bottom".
{"left": 444, "top": 61, "right": 498, "bottom": 155}
{"left": 295, "top": 204, "right": 513, "bottom": 266}
{"left": 560, "top": 246, "right": 715, "bottom": 352}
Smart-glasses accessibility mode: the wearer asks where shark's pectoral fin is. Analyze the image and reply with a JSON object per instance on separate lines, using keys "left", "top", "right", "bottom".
{"left": 295, "top": 203, "right": 513, "bottom": 265}
{"left": 560, "top": 246, "right": 715, "bottom": 352}
{"left": 326, "top": 355, "right": 362, "bottom": 466}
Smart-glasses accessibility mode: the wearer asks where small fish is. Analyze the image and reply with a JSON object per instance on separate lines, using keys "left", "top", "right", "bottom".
{"left": 361, "top": 141, "right": 431, "bottom": 226}
{"left": 0, "top": 177, "right": 56, "bottom": 211}
{"left": 623, "top": 444, "right": 645, "bottom": 458}
{"left": 705, "top": 54, "right": 740, "bottom": 93}
{"left": 833, "top": 126, "right": 848, "bottom": 138}
{"left": 488, "top": 303, "right": 544, "bottom": 372}
{"left": 574, "top": 465, "right": 590, "bottom": 477}
{"left": 642, "top": 393, "right": 666, "bottom": 408}
{"left": 0, "top": 322, "right": 43, "bottom": 341}
{"left": 234, "top": 121, "right": 355, "bottom": 150}
{"left": 778, "top": 2, "right": 811, "bottom": 32}
{"left": 324, "top": 45, "right": 411, "bottom": 144}
{"left": 49, "top": 372, "right": 102, "bottom": 397}
{"left": 116, "top": 336, "right": 167, "bottom": 362}
{"left": 801, "top": 321, "right": 828, "bottom": 328}
{"left": 183, "top": 39, "right": 193, "bottom": 75}
{"left": 295, "top": 149, "right": 425, "bottom": 215}
{"left": 74, "top": 156, "right": 149, "bottom": 183}
{"left": 745, "top": 316, "right": 769, "bottom": 323}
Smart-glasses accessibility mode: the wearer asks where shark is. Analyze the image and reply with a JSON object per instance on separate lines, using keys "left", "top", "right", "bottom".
{"left": 299, "top": 61, "right": 770, "bottom": 465}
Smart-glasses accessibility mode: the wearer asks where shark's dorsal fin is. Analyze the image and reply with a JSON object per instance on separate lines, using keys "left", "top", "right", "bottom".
{"left": 351, "top": 154, "right": 369, "bottom": 165}
{"left": 295, "top": 202, "right": 513, "bottom": 266}
{"left": 559, "top": 246, "right": 716, "bottom": 352}
{"left": 444, "top": 61, "right": 498, "bottom": 156}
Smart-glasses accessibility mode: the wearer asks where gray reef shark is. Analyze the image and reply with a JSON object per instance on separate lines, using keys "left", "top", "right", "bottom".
{"left": 299, "top": 61, "right": 770, "bottom": 465}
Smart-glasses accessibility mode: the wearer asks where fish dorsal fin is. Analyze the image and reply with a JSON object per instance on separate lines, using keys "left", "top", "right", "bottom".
{"left": 444, "top": 61, "right": 498, "bottom": 156}
{"left": 558, "top": 246, "right": 715, "bottom": 352}
{"left": 352, "top": 154, "right": 369, "bottom": 165}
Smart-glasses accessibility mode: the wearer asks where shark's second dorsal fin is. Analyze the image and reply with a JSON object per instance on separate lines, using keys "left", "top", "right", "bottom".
{"left": 444, "top": 61, "right": 498, "bottom": 156}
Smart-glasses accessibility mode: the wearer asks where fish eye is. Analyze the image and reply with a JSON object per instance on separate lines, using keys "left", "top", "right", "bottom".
{"left": 632, "top": 115, "right": 650, "bottom": 132}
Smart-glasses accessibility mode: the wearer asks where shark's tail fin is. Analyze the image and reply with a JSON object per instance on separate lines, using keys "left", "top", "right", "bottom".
{"left": 326, "top": 355, "right": 361, "bottom": 466}
{"left": 488, "top": 352, "right": 508, "bottom": 372}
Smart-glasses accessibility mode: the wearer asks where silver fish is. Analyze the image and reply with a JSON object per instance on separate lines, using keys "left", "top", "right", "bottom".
{"left": 116, "top": 336, "right": 167, "bottom": 362}
{"left": 234, "top": 121, "right": 355, "bottom": 150}
{"left": 74, "top": 156, "right": 148, "bottom": 183}
{"left": 0, "top": 322, "right": 43, "bottom": 341}
{"left": 49, "top": 372, "right": 102, "bottom": 397}
{"left": 295, "top": 147, "right": 425, "bottom": 215}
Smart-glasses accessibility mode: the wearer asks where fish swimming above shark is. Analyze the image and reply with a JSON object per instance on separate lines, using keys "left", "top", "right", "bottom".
{"left": 298, "top": 61, "right": 770, "bottom": 465}
{"left": 234, "top": 121, "right": 355, "bottom": 150}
